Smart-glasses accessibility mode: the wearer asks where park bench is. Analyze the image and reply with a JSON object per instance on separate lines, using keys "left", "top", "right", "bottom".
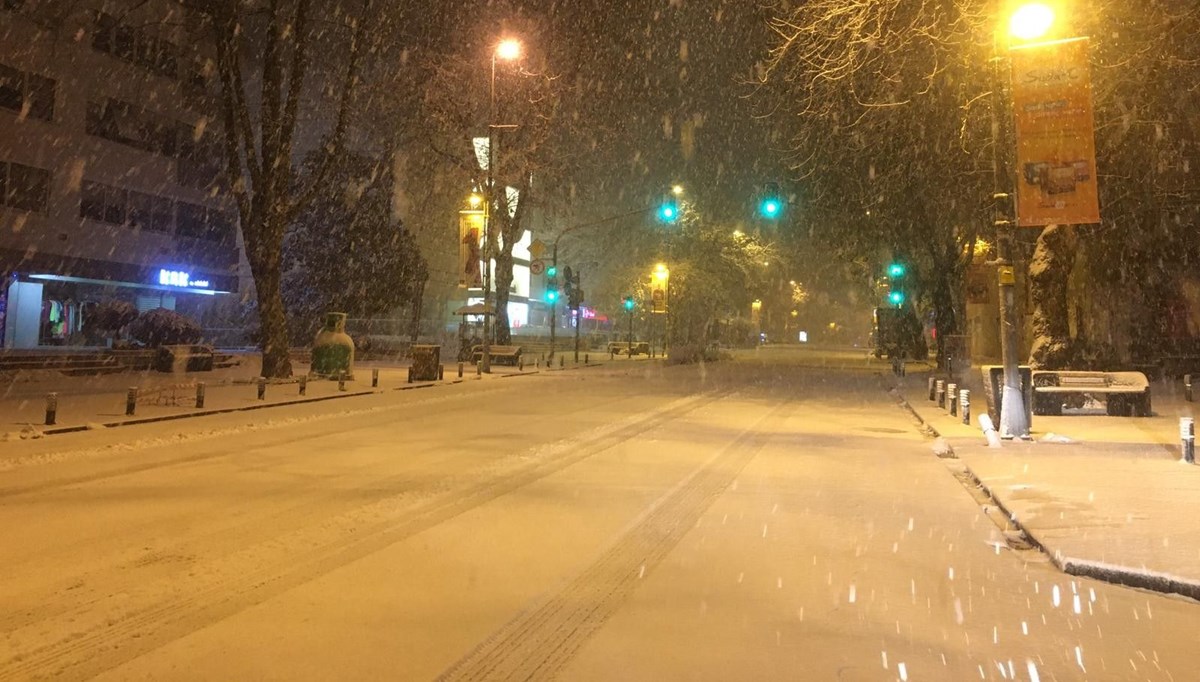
{"left": 608, "top": 341, "right": 649, "bottom": 356}
{"left": 154, "top": 344, "right": 215, "bottom": 373}
{"left": 1031, "top": 370, "right": 1151, "bottom": 417}
{"left": 470, "top": 344, "right": 522, "bottom": 366}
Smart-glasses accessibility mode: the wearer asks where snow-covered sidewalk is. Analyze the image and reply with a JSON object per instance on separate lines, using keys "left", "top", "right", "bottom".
{"left": 895, "top": 368, "right": 1200, "bottom": 597}
{"left": 1, "top": 354, "right": 615, "bottom": 439}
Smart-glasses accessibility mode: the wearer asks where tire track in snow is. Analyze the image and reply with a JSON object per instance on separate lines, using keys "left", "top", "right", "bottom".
{"left": 0, "top": 384, "right": 643, "bottom": 636}
{"left": 0, "top": 389, "right": 733, "bottom": 682}
{"left": 435, "top": 398, "right": 793, "bottom": 682}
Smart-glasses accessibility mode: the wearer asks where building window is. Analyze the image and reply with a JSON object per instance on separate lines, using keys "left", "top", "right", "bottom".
{"left": 1, "top": 161, "right": 51, "bottom": 213}
{"left": 92, "top": 12, "right": 180, "bottom": 80}
{"left": 0, "top": 62, "right": 55, "bottom": 122}
{"left": 176, "top": 121, "right": 225, "bottom": 190}
{"left": 81, "top": 179, "right": 179, "bottom": 233}
{"left": 127, "top": 190, "right": 174, "bottom": 232}
{"left": 86, "top": 98, "right": 176, "bottom": 156}
{"left": 80, "top": 180, "right": 126, "bottom": 225}
{"left": 177, "top": 201, "right": 236, "bottom": 244}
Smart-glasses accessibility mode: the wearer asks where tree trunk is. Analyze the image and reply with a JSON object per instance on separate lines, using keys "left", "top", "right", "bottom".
{"left": 1028, "top": 224, "right": 1077, "bottom": 368}
{"left": 409, "top": 277, "right": 425, "bottom": 345}
{"left": 929, "top": 268, "right": 959, "bottom": 369}
{"left": 493, "top": 250, "right": 514, "bottom": 345}
{"left": 245, "top": 212, "right": 293, "bottom": 378}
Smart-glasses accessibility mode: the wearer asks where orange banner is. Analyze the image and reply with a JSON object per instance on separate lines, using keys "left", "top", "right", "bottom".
{"left": 458, "top": 210, "right": 485, "bottom": 288}
{"left": 1010, "top": 37, "right": 1100, "bottom": 226}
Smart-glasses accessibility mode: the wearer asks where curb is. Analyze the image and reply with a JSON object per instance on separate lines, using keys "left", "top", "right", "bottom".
{"left": 892, "top": 383, "right": 1200, "bottom": 603}
{"left": 34, "top": 378, "right": 460, "bottom": 437}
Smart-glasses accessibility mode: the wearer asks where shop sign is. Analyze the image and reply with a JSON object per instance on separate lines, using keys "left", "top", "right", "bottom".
{"left": 157, "top": 269, "right": 211, "bottom": 289}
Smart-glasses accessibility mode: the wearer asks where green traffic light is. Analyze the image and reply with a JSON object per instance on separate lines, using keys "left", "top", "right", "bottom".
{"left": 546, "top": 265, "right": 558, "bottom": 278}
{"left": 546, "top": 289, "right": 559, "bottom": 303}
{"left": 623, "top": 297, "right": 635, "bottom": 311}
{"left": 888, "top": 290, "right": 904, "bottom": 306}
{"left": 759, "top": 199, "right": 782, "bottom": 219}
{"left": 887, "top": 263, "right": 906, "bottom": 278}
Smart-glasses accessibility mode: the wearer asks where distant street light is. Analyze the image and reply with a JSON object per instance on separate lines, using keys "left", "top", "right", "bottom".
{"left": 480, "top": 37, "right": 522, "bottom": 373}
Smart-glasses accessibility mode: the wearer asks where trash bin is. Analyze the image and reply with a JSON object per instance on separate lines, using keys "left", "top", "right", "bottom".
{"left": 410, "top": 345, "right": 441, "bottom": 381}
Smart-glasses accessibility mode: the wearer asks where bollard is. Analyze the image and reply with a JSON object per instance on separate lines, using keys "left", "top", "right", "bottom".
{"left": 559, "top": 355, "right": 565, "bottom": 368}
{"left": 407, "top": 367, "right": 413, "bottom": 384}
{"left": 1182, "top": 417, "right": 1195, "bottom": 464}
{"left": 371, "top": 368, "right": 379, "bottom": 388}
{"left": 928, "top": 376, "right": 937, "bottom": 401}
{"left": 338, "top": 370, "right": 346, "bottom": 392}
{"left": 195, "top": 382, "right": 206, "bottom": 409}
{"left": 439, "top": 365, "right": 445, "bottom": 381}
{"left": 126, "top": 387, "right": 138, "bottom": 416}
{"left": 458, "top": 361, "right": 464, "bottom": 379}
{"left": 585, "top": 353, "right": 590, "bottom": 364}
{"left": 960, "top": 389, "right": 971, "bottom": 425}
{"left": 257, "top": 377, "right": 267, "bottom": 400}
{"left": 935, "top": 380, "right": 946, "bottom": 408}
{"left": 519, "top": 357, "right": 525, "bottom": 371}
{"left": 947, "top": 384, "right": 958, "bottom": 416}
{"left": 45, "top": 392, "right": 57, "bottom": 426}
{"left": 1186, "top": 375, "right": 1194, "bottom": 403}
{"left": 476, "top": 361, "right": 482, "bottom": 377}
{"left": 298, "top": 375, "right": 308, "bottom": 396}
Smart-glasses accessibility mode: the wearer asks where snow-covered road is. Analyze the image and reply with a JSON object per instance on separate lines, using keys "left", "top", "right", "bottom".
{"left": 2, "top": 356, "right": 1197, "bottom": 680}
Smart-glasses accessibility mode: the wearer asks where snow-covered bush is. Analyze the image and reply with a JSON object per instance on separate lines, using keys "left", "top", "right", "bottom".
{"left": 129, "top": 308, "right": 203, "bottom": 347}
{"left": 83, "top": 299, "right": 138, "bottom": 340}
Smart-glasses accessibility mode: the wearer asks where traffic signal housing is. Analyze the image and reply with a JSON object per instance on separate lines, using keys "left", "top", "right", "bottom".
{"left": 545, "top": 266, "right": 559, "bottom": 304}
{"left": 623, "top": 295, "right": 635, "bottom": 311}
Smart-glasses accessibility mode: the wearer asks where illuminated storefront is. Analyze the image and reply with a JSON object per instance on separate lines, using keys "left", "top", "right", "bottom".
{"left": 1, "top": 254, "right": 235, "bottom": 348}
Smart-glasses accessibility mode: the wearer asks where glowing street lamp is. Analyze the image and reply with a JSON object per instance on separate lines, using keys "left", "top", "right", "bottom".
{"left": 1009, "top": 3, "right": 1056, "bottom": 43}
{"left": 496, "top": 39, "right": 522, "bottom": 62}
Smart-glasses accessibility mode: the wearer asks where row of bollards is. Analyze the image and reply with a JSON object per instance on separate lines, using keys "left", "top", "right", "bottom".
{"left": 927, "top": 376, "right": 970, "bottom": 426}
{"left": 42, "top": 359, "right": 514, "bottom": 427}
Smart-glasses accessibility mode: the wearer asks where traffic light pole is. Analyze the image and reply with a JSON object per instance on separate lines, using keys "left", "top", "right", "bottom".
{"left": 549, "top": 243, "right": 557, "bottom": 359}
{"left": 627, "top": 308, "right": 633, "bottom": 357}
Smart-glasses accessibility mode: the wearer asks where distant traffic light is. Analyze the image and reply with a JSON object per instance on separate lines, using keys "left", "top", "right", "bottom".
{"left": 888, "top": 290, "right": 905, "bottom": 307}
{"left": 759, "top": 182, "right": 784, "bottom": 220}
{"left": 623, "top": 296, "right": 635, "bottom": 311}
{"left": 546, "top": 265, "right": 559, "bottom": 304}
{"left": 658, "top": 195, "right": 679, "bottom": 223}
{"left": 887, "top": 262, "right": 906, "bottom": 278}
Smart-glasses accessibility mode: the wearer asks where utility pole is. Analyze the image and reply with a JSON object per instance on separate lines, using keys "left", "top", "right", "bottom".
{"left": 573, "top": 268, "right": 582, "bottom": 363}
{"left": 548, "top": 242, "right": 557, "bottom": 359}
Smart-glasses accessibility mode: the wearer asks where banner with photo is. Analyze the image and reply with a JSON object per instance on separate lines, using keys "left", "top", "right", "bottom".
{"left": 458, "top": 210, "right": 485, "bottom": 288}
{"left": 1010, "top": 37, "right": 1101, "bottom": 226}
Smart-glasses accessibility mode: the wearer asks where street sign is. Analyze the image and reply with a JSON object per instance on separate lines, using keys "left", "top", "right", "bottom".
{"left": 530, "top": 259, "right": 545, "bottom": 276}
{"left": 529, "top": 239, "right": 547, "bottom": 259}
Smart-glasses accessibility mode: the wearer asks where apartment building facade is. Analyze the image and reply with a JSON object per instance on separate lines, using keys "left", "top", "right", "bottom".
{"left": 0, "top": 0, "right": 239, "bottom": 348}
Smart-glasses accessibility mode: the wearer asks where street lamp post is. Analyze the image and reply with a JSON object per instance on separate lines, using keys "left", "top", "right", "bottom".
{"left": 990, "top": 2, "right": 1061, "bottom": 438}
{"left": 481, "top": 38, "right": 521, "bottom": 374}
